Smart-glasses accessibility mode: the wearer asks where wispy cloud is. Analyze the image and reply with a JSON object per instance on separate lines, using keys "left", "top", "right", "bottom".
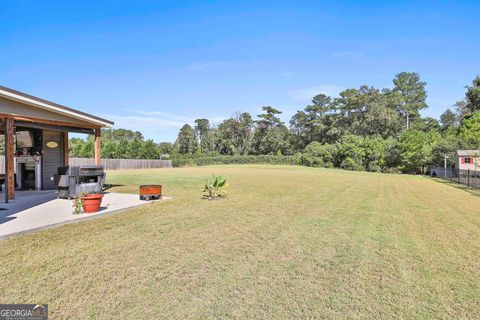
{"left": 124, "top": 109, "right": 191, "bottom": 122}
{"left": 105, "top": 115, "right": 186, "bottom": 130}
{"left": 289, "top": 85, "right": 344, "bottom": 101}
{"left": 104, "top": 109, "right": 228, "bottom": 132}
{"left": 95, "top": 113, "right": 186, "bottom": 142}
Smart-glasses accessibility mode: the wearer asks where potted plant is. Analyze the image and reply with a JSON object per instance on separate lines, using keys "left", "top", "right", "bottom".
{"left": 72, "top": 192, "right": 104, "bottom": 214}
{"left": 82, "top": 193, "right": 104, "bottom": 213}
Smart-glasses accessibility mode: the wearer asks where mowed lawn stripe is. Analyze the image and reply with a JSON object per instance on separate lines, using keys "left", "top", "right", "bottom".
{"left": 0, "top": 165, "right": 479, "bottom": 319}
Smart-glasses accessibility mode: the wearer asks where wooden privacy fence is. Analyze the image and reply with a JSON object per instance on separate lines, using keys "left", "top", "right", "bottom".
{"left": 69, "top": 158, "right": 172, "bottom": 170}
{"left": 0, "top": 157, "right": 172, "bottom": 173}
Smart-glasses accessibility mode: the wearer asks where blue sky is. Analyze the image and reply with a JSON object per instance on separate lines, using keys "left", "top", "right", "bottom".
{"left": 1, "top": 1, "right": 479, "bottom": 142}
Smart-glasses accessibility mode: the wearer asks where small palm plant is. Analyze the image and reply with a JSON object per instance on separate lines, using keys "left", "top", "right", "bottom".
{"left": 203, "top": 175, "right": 229, "bottom": 200}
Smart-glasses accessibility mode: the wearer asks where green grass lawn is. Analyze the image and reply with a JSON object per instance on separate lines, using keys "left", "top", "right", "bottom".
{"left": 1, "top": 165, "right": 479, "bottom": 319}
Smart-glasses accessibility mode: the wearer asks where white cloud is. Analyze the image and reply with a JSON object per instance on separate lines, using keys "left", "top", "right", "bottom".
{"left": 72, "top": 112, "right": 190, "bottom": 142}
{"left": 289, "top": 85, "right": 344, "bottom": 101}
{"left": 106, "top": 115, "right": 186, "bottom": 131}
{"left": 124, "top": 109, "right": 191, "bottom": 122}
{"left": 102, "top": 109, "right": 228, "bottom": 134}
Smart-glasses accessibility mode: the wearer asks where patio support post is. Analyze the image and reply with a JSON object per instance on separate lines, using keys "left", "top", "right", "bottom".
{"left": 5, "top": 118, "right": 15, "bottom": 202}
{"left": 94, "top": 128, "right": 101, "bottom": 166}
{"left": 63, "top": 132, "right": 69, "bottom": 166}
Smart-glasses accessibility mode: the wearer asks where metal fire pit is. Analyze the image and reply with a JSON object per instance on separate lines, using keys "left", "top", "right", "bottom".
{"left": 139, "top": 185, "right": 162, "bottom": 201}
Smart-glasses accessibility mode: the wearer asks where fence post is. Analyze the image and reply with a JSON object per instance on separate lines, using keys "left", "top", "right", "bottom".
{"left": 467, "top": 169, "right": 470, "bottom": 188}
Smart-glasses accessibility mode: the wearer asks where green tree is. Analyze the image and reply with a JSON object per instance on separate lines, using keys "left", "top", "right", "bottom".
{"left": 256, "top": 106, "right": 283, "bottom": 128}
{"left": 465, "top": 76, "right": 480, "bottom": 115}
{"left": 253, "top": 106, "right": 287, "bottom": 154}
{"left": 397, "top": 129, "right": 439, "bottom": 174}
{"left": 216, "top": 119, "right": 240, "bottom": 155}
{"left": 194, "top": 118, "right": 210, "bottom": 153}
{"left": 236, "top": 112, "right": 254, "bottom": 155}
{"left": 459, "top": 111, "right": 480, "bottom": 148}
{"left": 115, "top": 138, "right": 130, "bottom": 158}
{"left": 392, "top": 72, "right": 428, "bottom": 129}
{"left": 300, "top": 141, "right": 335, "bottom": 167}
{"left": 431, "top": 126, "right": 462, "bottom": 167}
{"left": 334, "top": 86, "right": 403, "bottom": 138}
{"left": 440, "top": 109, "right": 457, "bottom": 129}
{"left": 158, "top": 142, "right": 173, "bottom": 157}
{"left": 364, "top": 136, "right": 390, "bottom": 172}
{"left": 334, "top": 134, "right": 367, "bottom": 171}
{"left": 411, "top": 117, "right": 441, "bottom": 133}
{"left": 256, "top": 125, "right": 291, "bottom": 155}
{"left": 126, "top": 137, "right": 144, "bottom": 159}
{"left": 215, "top": 112, "right": 254, "bottom": 155}
{"left": 139, "top": 139, "right": 161, "bottom": 159}
{"left": 289, "top": 109, "right": 309, "bottom": 150}
{"left": 101, "top": 139, "right": 119, "bottom": 158}
{"left": 80, "top": 136, "right": 95, "bottom": 157}
{"left": 102, "top": 128, "right": 143, "bottom": 141}
{"left": 69, "top": 137, "right": 85, "bottom": 157}
{"left": 175, "top": 124, "right": 197, "bottom": 155}
{"left": 455, "top": 100, "right": 469, "bottom": 120}
{"left": 290, "top": 94, "right": 335, "bottom": 150}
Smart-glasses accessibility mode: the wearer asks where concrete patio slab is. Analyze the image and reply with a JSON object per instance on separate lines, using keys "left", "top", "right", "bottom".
{"left": 0, "top": 190, "right": 159, "bottom": 239}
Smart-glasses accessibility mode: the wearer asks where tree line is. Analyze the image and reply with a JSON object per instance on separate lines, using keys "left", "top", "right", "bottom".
{"left": 69, "top": 129, "right": 173, "bottom": 160}
{"left": 172, "top": 72, "right": 480, "bottom": 173}
{"left": 67, "top": 72, "right": 480, "bottom": 173}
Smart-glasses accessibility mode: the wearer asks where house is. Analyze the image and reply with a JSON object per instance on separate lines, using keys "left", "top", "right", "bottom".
{"left": 455, "top": 150, "right": 480, "bottom": 171}
{"left": 0, "top": 85, "right": 113, "bottom": 202}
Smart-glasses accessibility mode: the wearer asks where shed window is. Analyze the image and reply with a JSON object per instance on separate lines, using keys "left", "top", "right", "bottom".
{"left": 465, "top": 157, "right": 472, "bottom": 164}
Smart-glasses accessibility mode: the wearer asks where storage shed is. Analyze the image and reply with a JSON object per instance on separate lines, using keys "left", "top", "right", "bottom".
{"left": 455, "top": 150, "right": 480, "bottom": 171}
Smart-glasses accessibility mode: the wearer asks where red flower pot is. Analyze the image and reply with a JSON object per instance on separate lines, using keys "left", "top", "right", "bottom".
{"left": 82, "top": 193, "right": 104, "bottom": 213}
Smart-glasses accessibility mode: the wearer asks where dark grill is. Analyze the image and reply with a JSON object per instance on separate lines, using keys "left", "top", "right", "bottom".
{"left": 55, "top": 165, "right": 106, "bottom": 199}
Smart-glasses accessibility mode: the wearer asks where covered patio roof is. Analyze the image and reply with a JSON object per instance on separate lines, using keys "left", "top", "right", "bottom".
{"left": 1, "top": 85, "right": 114, "bottom": 202}
{"left": 0, "top": 85, "right": 114, "bottom": 128}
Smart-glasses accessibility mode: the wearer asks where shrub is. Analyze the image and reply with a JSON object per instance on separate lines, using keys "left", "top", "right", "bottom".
{"left": 301, "top": 142, "right": 335, "bottom": 168}
{"left": 171, "top": 155, "right": 297, "bottom": 167}
{"left": 340, "top": 157, "right": 364, "bottom": 171}
{"left": 335, "top": 135, "right": 366, "bottom": 170}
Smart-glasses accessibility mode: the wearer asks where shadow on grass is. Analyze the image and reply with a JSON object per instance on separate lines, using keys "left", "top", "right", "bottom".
{"left": 430, "top": 177, "right": 480, "bottom": 197}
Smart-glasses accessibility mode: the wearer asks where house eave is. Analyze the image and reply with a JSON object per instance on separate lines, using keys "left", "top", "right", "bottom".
{"left": 0, "top": 85, "right": 114, "bottom": 128}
